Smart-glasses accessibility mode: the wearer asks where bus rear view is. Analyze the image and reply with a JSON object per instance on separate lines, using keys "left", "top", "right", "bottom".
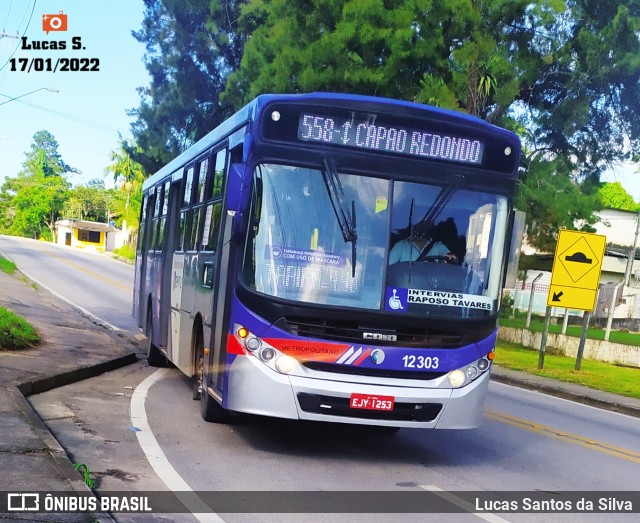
{"left": 134, "top": 93, "right": 520, "bottom": 430}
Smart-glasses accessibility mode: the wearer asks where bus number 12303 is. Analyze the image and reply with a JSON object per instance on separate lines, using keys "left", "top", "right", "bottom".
{"left": 402, "top": 355, "right": 440, "bottom": 369}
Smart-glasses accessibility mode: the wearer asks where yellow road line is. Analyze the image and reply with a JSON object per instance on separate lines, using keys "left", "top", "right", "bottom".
{"left": 486, "top": 409, "right": 640, "bottom": 464}
{"left": 46, "top": 251, "right": 131, "bottom": 293}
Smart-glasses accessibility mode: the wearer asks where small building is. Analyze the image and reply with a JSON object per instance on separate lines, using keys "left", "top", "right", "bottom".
{"left": 55, "top": 219, "right": 117, "bottom": 252}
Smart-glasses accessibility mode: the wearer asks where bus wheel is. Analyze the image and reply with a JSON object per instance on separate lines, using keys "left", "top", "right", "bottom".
{"left": 192, "top": 331, "right": 204, "bottom": 400}
{"left": 146, "top": 309, "right": 167, "bottom": 367}
{"left": 200, "top": 373, "right": 229, "bottom": 423}
{"left": 196, "top": 348, "right": 229, "bottom": 423}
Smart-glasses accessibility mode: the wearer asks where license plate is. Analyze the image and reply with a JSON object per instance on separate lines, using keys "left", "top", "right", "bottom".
{"left": 350, "top": 393, "right": 394, "bottom": 411}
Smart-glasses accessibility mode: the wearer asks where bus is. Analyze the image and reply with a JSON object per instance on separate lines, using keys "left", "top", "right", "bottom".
{"left": 133, "top": 92, "right": 520, "bottom": 430}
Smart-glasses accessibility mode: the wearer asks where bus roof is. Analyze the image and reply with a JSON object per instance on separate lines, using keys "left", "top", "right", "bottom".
{"left": 142, "top": 92, "right": 518, "bottom": 190}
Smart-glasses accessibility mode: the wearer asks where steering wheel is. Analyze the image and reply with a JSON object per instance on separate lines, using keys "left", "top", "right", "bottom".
{"left": 419, "top": 255, "right": 460, "bottom": 264}
{"left": 419, "top": 255, "right": 451, "bottom": 264}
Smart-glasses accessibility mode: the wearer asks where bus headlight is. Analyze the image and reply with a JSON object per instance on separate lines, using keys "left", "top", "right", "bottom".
{"left": 466, "top": 366, "right": 478, "bottom": 379}
{"left": 260, "top": 347, "right": 275, "bottom": 362}
{"left": 448, "top": 369, "right": 465, "bottom": 387}
{"left": 275, "top": 355, "right": 297, "bottom": 374}
{"left": 246, "top": 336, "right": 261, "bottom": 351}
{"left": 477, "top": 358, "right": 489, "bottom": 371}
{"left": 233, "top": 324, "right": 303, "bottom": 375}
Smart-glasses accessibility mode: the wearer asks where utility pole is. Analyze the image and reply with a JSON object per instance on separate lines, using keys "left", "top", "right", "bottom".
{"left": 623, "top": 209, "right": 640, "bottom": 286}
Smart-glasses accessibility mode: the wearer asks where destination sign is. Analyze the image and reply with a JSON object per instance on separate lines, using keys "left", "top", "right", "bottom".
{"left": 297, "top": 113, "right": 485, "bottom": 165}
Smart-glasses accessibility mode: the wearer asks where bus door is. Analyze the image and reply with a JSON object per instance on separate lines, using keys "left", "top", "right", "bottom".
{"left": 159, "top": 178, "right": 181, "bottom": 351}
{"left": 173, "top": 158, "right": 217, "bottom": 376}
{"left": 135, "top": 192, "right": 154, "bottom": 327}
{"left": 210, "top": 151, "right": 240, "bottom": 395}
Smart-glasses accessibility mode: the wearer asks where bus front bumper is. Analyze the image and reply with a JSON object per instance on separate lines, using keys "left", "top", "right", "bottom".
{"left": 225, "top": 354, "right": 490, "bottom": 429}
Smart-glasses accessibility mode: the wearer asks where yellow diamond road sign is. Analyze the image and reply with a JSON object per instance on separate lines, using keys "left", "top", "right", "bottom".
{"left": 547, "top": 229, "right": 607, "bottom": 311}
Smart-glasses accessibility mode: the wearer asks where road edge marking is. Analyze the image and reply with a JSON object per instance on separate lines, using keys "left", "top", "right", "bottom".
{"left": 419, "top": 485, "right": 512, "bottom": 523}
{"left": 130, "top": 368, "right": 225, "bottom": 523}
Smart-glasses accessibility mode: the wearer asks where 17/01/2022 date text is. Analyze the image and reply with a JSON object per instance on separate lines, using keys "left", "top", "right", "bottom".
{"left": 10, "top": 57, "right": 99, "bottom": 72}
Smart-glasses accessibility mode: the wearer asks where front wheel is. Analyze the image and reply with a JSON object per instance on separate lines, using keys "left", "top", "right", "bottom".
{"left": 193, "top": 333, "right": 229, "bottom": 423}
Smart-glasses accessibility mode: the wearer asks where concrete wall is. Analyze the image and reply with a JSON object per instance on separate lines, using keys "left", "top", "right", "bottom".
{"left": 498, "top": 326, "right": 640, "bottom": 368}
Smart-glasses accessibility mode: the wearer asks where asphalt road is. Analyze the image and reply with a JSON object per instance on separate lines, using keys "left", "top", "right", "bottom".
{"left": 4, "top": 235, "right": 640, "bottom": 522}
{"left": 0, "top": 235, "right": 137, "bottom": 331}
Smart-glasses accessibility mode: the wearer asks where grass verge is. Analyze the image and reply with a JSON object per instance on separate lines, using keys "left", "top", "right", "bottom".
{"left": 495, "top": 341, "right": 640, "bottom": 399}
{"left": 0, "top": 305, "right": 40, "bottom": 350}
{"left": 112, "top": 244, "right": 136, "bottom": 263}
{"left": 0, "top": 256, "right": 17, "bottom": 275}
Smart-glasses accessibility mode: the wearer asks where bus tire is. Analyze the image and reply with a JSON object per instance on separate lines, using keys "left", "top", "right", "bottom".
{"left": 192, "top": 326, "right": 204, "bottom": 401}
{"left": 200, "top": 372, "right": 229, "bottom": 423}
{"left": 146, "top": 308, "right": 167, "bottom": 367}
{"left": 193, "top": 328, "right": 229, "bottom": 422}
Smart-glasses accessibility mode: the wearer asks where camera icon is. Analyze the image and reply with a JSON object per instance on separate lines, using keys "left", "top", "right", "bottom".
{"left": 7, "top": 493, "right": 39, "bottom": 511}
{"left": 42, "top": 11, "right": 68, "bottom": 34}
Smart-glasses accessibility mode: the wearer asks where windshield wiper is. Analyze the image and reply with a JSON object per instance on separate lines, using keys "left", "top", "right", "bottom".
{"left": 414, "top": 174, "right": 464, "bottom": 232}
{"left": 321, "top": 158, "right": 358, "bottom": 277}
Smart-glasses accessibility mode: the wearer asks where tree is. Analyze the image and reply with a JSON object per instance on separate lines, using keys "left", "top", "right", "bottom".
{"left": 222, "top": 0, "right": 640, "bottom": 249}
{"left": 104, "top": 141, "right": 146, "bottom": 230}
{"left": 129, "top": 0, "right": 245, "bottom": 174}
{"left": 0, "top": 131, "right": 74, "bottom": 240}
{"left": 130, "top": 1, "right": 640, "bottom": 250}
{"left": 516, "top": 156, "right": 600, "bottom": 252}
{"left": 20, "top": 130, "right": 78, "bottom": 178}
{"left": 598, "top": 181, "right": 639, "bottom": 212}
{"left": 222, "top": 0, "right": 541, "bottom": 121}
{"left": 63, "top": 180, "right": 113, "bottom": 223}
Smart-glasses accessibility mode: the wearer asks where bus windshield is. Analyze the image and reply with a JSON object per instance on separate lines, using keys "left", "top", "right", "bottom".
{"left": 242, "top": 163, "right": 508, "bottom": 317}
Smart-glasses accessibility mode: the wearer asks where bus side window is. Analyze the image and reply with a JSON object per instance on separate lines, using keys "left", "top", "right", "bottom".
{"left": 212, "top": 149, "right": 227, "bottom": 199}
{"left": 156, "top": 180, "right": 170, "bottom": 249}
{"left": 151, "top": 183, "right": 163, "bottom": 251}
{"left": 189, "top": 206, "right": 204, "bottom": 251}
{"left": 138, "top": 193, "right": 148, "bottom": 253}
{"left": 178, "top": 166, "right": 195, "bottom": 251}
{"left": 183, "top": 167, "right": 195, "bottom": 207}
{"left": 201, "top": 148, "right": 227, "bottom": 252}
{"left": 197, "top": 157, "right": 209, "bottom": 204}
{"left": 177, "top": 210, "right": 187, "bottom": 252}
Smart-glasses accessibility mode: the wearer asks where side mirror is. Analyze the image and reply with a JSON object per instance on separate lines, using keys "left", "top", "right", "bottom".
{"left": 225, "top": 162, "right": 247, "bottom": 214}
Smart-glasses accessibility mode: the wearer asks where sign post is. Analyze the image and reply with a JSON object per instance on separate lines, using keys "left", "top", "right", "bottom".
{"left": 543, "top": 229, "right": 606, "bottom": 369}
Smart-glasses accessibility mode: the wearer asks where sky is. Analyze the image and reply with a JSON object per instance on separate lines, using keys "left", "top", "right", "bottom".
{"left": 0, "top": 0, "right": 639, "bottom": 199}
{"left": 0, "top": 0, "right": 149, "bottom": 188}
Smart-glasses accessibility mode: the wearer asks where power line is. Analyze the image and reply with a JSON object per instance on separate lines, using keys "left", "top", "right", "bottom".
{"left": 0, "top": 93, "right": 123, "bottom": 136}
{"left": 0, "top": 0, "right": 36, "bottom": 74}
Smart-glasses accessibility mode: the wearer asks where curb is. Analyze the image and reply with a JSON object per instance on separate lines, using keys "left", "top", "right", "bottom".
{"left": 12, "top": 352, "right": 141, "bottom": 523}
{"left": 17, "top": 352, "right": 139, "bottom": 397}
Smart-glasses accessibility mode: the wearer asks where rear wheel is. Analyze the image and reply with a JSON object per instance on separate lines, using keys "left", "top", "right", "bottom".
{"left": 145, "top": 308, "right": 167, "bottom": 367}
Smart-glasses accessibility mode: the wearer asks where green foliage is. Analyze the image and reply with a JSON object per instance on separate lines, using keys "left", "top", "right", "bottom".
{"left": 516, "top": 156, "right": 601, "bottom": 252}
{"left": 0, "top": 257, "right": 17, "bottom": 275}
{"left": 63, "top": 181, "right": 113, "bottom": 223}
{"left": 73, "top": 463, "right": 95, "bottom": 489}
{"left": 0, "top": 131, "right": 74, "bottom": 240}
{"left": 0, "top": 305, "right": 40, "bottom": 350}
{"left": 518, "top": 254, "right": 554, "bottom": 272}
{"left": 598, "top": 181, "right": 639, "bottom": 212}
{"left": 113, "top": 244, "right": 136, "bottom": 262}
{"left": 132, "top": 0, "right": 640, "bottom": 251}
{"left": 130, "top": 0, "right": 244, "bottom": 174}
{"left": 104, "top": 141, "right": 145, "bottom": 230}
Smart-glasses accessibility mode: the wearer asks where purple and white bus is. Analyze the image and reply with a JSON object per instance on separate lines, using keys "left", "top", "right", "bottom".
{"left": 133, "top": 92, "right": 520, "bottom": 430}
